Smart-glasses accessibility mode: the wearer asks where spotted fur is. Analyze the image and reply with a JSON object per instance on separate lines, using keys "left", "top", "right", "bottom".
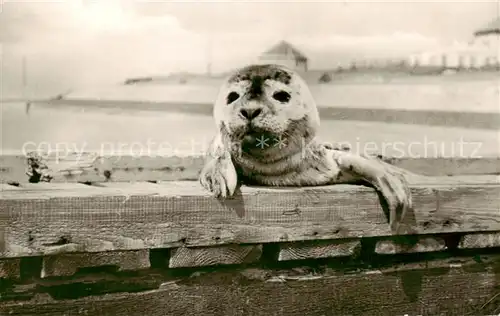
{"left": 200, "top": 64, "right": 414, "bottom": 233}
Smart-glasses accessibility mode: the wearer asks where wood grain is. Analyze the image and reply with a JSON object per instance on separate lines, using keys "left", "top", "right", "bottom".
{"left": 1, "top": 154, "right": 499, "bottom": 184}
{"left": 375, "top": 237, "right": 447, "bottom": 255}
{"left": 41, "top": 250, "right": 150, "bottom": 278}
{"left": 0, "top": 259, "right": 21, "bottom": 279}
{"left": 459, "top": 232, "right": 500, "bottom": 249}
{"left": 278, "top": 239, "right": 361, "bottom": 261}
{"left": 169, "top": 245, "right": 263, "bottom": 268}
{"left": 0, "top": 177, "right": 499, "bottom": 259}
{"left": 2, "top": 254, "right": 500, "bottom": 316}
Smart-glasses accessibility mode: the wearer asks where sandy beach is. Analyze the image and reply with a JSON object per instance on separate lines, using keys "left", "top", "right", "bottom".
{"left": 2, "top": 77, "right": 499, "bottom": 159}
{"left": 2, "top": 101, "right": 499, "bottom": 159}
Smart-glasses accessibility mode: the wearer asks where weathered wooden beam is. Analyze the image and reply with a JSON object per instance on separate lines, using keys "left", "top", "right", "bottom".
{"left": 2, "top": 254, "right": 500, "bottom": 316}
{"left": 278, "top": 239, "right": 361, "bottom": 261}
{"left": 0, "top": 176, "right": 498, "bottom": 259}
{"left": 41, "top": 250, "right": 150, "bottom": 278}
{"left": 0, "top": 259, "right": 21, "bottom": 279}
{"left": 1, "top": 153, "right": 499, "bottom": 184}
{"left": 459, "top": 232, "right": 500, "bottom": 249}
{"left": 169, "top": 245, "right": 263, "bottom": 268}
{"left": 375, "top": 236, "right": 447, "bottom": 255}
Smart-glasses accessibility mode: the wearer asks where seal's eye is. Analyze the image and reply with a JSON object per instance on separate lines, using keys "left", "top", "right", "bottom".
{"left": 226, "top": 92, "right": 240, "bottom": 104}
{"left": 272, "top": 91, "right": 291, "bottom": 103}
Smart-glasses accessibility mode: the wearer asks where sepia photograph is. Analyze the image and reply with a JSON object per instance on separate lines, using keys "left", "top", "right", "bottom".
{"left": 1, "top": 0, "right": 499, "bottom": 315}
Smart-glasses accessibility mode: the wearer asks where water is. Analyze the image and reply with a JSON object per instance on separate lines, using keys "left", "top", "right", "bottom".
{"left": 59, "top": 78, "right": 500, "bottom": 113}
{"left": 2, "top": 99, "right": 498, "bottom": 159}
{"left": 3, "top": 79, "right": 499, "bottom": 158}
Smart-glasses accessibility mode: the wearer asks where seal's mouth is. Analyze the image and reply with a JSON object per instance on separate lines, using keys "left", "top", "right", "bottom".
{"left": 240, "top": 126, "right": 277, "bottom": 151}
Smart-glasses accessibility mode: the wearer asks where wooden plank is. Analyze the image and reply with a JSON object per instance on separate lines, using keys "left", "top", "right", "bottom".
{"left": 41, "top": 250, "right": 150, "bottom": 278}
{"left": 0, "top": 258, "right": 21, "bottom": 279}
{"left": 278, "top": 239, "right": 361, "bottom": 261}
{"left": 2, "top": 254, "right": 500, "bottom": 316}
{"left": 375, "top": 237, "right": 447, "bottom": 255}
{"left": 459, "top": 232, "right": 500, "bottom": 249}
{"left": 0, "top": 177, "right": 499, "bottom": 258}
{"left": 1, "top": 154, "right": 499, "bottom": 184}
{"left": 168, "top": 245, "right": 263, "bottom": 268}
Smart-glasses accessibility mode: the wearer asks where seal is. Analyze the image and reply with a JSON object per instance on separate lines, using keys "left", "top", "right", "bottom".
{"left": 199, "top": 64, "right": 413, "bottom": 232}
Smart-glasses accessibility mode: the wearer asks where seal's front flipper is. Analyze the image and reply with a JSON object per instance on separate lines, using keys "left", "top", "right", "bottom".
{"left": 199, "top": 136, "right": 238, "bottom": 198}
{"left": 334, "top": 152, "right": 414, "bottom": 234}
{"left": 199, "top": 154, "right": 238, "bottom": 198}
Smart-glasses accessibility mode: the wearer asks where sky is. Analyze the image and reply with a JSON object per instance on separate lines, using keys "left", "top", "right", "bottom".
{"left": 1, "top": 0, "right": 499, "bottom": 97}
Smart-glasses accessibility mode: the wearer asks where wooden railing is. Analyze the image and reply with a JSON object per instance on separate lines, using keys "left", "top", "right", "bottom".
{"left": 1, "top": 154, "right": 499, "bottom": 315}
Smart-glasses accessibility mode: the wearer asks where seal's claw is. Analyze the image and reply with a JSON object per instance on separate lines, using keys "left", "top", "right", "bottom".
{"left": 199, "top": 155, "right": 238, "bottom": 199}
{"left": 374, "top": 171, "right": 412, "bottom": 233}
{"left": 335, "top": 152, "right": 413, "bottom": 233}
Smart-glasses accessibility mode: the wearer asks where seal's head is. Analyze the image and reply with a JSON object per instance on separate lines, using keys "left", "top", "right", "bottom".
{"left": 213, "top": 64, "right": 320, "bottom": 160}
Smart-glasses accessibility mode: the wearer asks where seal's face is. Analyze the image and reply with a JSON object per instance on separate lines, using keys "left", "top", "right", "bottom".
{"left": 213, "top": 64, "right": 320, "bottom": 158}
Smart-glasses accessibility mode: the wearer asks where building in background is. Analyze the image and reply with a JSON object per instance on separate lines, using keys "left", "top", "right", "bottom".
{"left": 258, "top": 40, "right": 309, "bottom": 72}
{"left": 472, "top": 17, "right": 500, "bottom": 66}
{"left": 474, "top": 17, "right": 500, "bottom": 37}
{"left": 407, "top": 17, "right": 500, "bottom": 70}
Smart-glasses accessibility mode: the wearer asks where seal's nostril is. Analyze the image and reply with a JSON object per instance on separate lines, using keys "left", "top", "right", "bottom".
{"left": 251, "top": 108, "right": 262, "bottom": 120}
{"left": 240, "top": 109, "right": 250, "bottom": 119}
{"left": 240, "top": 108, "right": 262, "bottom": 120}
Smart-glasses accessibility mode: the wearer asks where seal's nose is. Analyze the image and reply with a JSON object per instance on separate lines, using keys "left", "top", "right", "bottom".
{"left": 240, "top": 108, "right": 262, "bottom": 121}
